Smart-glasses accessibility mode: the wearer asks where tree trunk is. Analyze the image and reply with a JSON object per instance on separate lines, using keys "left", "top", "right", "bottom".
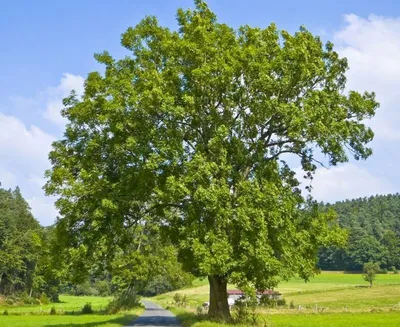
{"left": 208, "top": 275, "right": 231, "bottom": 321}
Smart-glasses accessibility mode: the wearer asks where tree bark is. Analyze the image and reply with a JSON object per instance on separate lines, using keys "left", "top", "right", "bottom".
{"left": 208, "top": 275, "right": 231, "bottom": 321}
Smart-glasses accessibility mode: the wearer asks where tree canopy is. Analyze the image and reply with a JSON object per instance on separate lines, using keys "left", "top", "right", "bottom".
{"left": 45, "top": 0, "right": 378, "bottom": 320}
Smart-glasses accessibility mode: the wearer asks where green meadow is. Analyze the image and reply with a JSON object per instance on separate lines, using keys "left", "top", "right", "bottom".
{"left": 152, "top": 271, "right": 400, "bottom": 327}
{"left": 0, "top": 295, "right": 143, "bottom": 327}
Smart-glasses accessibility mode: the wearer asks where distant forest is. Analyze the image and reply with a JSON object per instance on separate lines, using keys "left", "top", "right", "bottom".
{"left": 319, "top": 194, "right": 400, "bottom": 271}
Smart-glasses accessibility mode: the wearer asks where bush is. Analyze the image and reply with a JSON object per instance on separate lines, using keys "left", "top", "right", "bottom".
{"left": 381, "top": 268, "right": 388, "bottom": 274}
{"left": 172, "top": 293, "right": 188, "bottom": 307}
{"left": 173, "top": 293, "right": 182, "bottom": 306}
{"left": 290, "top": 300, "right": 295, "bottom": 309}
{"left": 106, "top": 291, "right": 140, "bottom": 314}
{"left": 95, "top": 280, "right": 111, "bottom": 296}
{"left": 5, "top": 295, "right": 18, "bottom": 305}
{"left": 40, "top": 293, "right": 50, "bottom": 305}
{"left": 3, "top": 309, "right": 8, "bottom": 316}
{"left": 392, "top": 266, "right": 398, "bottom": 274}
{"left": 277, "top": 298, "right": 286, "bottom": 307}
{"left": 232, "top": 299, "right": 258, "bottom": 324}
{"left": 81, "top": 303, "right": 93, "bottom": 314}
{"left": 260, "top": 296, "right": 286, "bottom": 308}
{"left": 75, "top": 281, "right": 99, "bottom": 296}
{"left": 50, "top": 306, "right": 56, "bottom": 315}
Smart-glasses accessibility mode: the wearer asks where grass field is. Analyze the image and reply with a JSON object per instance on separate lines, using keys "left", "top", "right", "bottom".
{"left": 172, "top": 310, "right": 400, "bottom": 327}
{"left": 0, "top": 312, "right": 141, "bottom": 327}
{"left": 151, "top": 271, "right": 400, "bottom": 326}
{"left": 0, "top": 295, "right": 113, "bottom": 315}
{"left": 0, "top": 295, "right": 143, "bottom": 327}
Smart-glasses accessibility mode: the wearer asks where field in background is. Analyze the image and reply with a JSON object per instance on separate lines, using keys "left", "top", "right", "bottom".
{"left": 0, "top": 295, "right": 112, "bottom": 315}
{"left": 151, "top": 271, "right": 400, "bottom": 326}
{"left": 0, "top": 295, "right": 143, "bottom": 327}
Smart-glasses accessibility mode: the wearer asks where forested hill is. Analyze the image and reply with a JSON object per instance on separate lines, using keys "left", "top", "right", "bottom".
{"left": 319, "top": 194, "right": 400, "bottom": 271}
{"left": 0, "top": 185, "right": 60, "bottom": 300}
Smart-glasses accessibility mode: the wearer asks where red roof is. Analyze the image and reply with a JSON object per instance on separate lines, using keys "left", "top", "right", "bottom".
{"left": 227, "top": 289, "right": 281, "bottom": 295}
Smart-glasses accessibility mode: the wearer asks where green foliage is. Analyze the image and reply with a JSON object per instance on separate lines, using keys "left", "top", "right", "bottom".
{"left": 319, "top": 194, "right": 400, "bottom": 271}
{"left": 50, "top": 306, "right": 56, "bottom": 315}
{"left": 0, "top": 184, "right": 61, "bottom": 301}
{"left": 232, "top": 299, "right": 258, "bottom": 325}
{"left": 289, "top": 300, "right": 295, "bottom": 309}
{"left": 44, "top": 0, "right": 377, "bottom": 320}
{"left": 3, "top": 309, "right": 8, "bottom": 316}
{"left": 362, "top": 262, "right": 380, "bottom": 287}
{"left": 173, "top": 293, "right": 188, "bottom": 307}
{"left": 259, "top": 296, "right": 286, "bottom": 308}
{"left": 39, "top": 293, "right": 50, "bottom": 304}
{"left": 106, "top": 290, "right": 140, "bottom": 314}
{"left": 81, "top": 303, "right": 94, "bottom": 314}
{"left": 392, "top": 266, "right": 398, "bottom": 274}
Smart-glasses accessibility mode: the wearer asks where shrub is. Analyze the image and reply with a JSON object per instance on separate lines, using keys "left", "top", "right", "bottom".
{"left": 277, "top": 298, "right": 286, "bottom": 307}
{"left": 232, "top": 299, "right": 258, "bottom": 324}
{"left": 172, "top": 293, "right": 188, "bottom": 307}
{"left": 50, "top": 306, "right": 56, "bottom": 315}
{"left": 381, "top": 268, "right": 388, "bottom": 274}
{"left": 75, "top": 282, "right": 99, "bottom": 296}
{"left": 106, "top": 291, "right": 140, "bottom": 314}
{"left": 5, "top": 295, "right": 18, "bottom": 305}
{"left": 363, "top": 262, "right": 380, "bottom": 287}
{"left": 290, "top": 300, "right": 295, "bottom": 309}
{"left": 40, "top": 293, "right": 50, "bottom": 305}
{"left": 392, "top": 266, "right": 398, "bottom": 274}
{"left": 3, "top": 309, "right": 8, "bottom": 316}
{"left": 173, "top": 293, "right": 182, "bottom": 306}
{"left": 81, "top": 303, "right": 93, "bottom": 314}
{"left": 259, "top": 295, "right": 275, "bottom": 307}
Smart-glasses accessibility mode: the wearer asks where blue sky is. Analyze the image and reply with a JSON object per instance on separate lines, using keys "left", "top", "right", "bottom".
{"left": 1, "top": 0, "right": 400, "bottom": 225}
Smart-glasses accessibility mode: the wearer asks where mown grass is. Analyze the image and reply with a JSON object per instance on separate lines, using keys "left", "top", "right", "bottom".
{"left": 150, "top": 271, "right": 400, "bottom": 326}
{"left": 153, "top": 271, "right": 400, "bottom": 308}
{"left": 0, "top": 295, "right": 113, "bottom": 315}
{"left": 171, "top": 308, "right": 400, "bottom": 327}
{"left": 0, "top": 311, "right": 141, "bottom": 327}
{"left": 0, "top": 295, "right": 143, "bottom": 327}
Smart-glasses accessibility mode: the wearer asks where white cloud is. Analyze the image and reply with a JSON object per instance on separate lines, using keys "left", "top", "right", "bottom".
{"left": 0, "top": 167, "right": 17, "bottom": 189}
{"left": 0, "top": 73, "right": 84, "bottom": 225}
{"left": 43, "top": 73, "right": 85, "bottom": 126}
{"left": 297, "top": 164, "right": 394, "bottom": 203}
{"left": 334, "top": 14, "right": 400, "bottom": 141}
{"left": 27, "top": 196, "right": 59, "bottom": 226}
{"left": 0, "top": 113, "right": 55, "bottom": 166}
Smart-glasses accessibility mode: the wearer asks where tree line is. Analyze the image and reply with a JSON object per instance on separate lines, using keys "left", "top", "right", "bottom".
{"left": 0, "top": 183, "right": 193, "bottom": 304}
{"left": 0, "top": 185, "right": 59, "bottom": 302}
{"left": 319, "top": 194, "right": 400, "bottom": 271}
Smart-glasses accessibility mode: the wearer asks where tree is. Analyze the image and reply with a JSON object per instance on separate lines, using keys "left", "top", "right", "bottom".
{"left": 362, "top": 262, "right": 380, "bottom": 287}
{"left": 44, "top": 0, "right": 378, "bottom": 320}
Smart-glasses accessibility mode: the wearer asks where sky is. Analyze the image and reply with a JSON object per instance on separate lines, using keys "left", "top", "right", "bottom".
{"left": 1, "top": 0, "right": 400, "bottom": 226}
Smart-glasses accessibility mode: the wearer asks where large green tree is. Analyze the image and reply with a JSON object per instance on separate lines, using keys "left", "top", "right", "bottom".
{"left": 45, "top": 0, "right": 378, "bottom": 320}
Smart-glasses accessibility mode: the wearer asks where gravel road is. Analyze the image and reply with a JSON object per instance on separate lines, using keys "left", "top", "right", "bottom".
{"left": 126, "top": 300, "right": 181, "bottom": 327}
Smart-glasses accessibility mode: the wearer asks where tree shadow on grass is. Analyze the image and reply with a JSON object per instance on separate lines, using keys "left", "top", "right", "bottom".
{"left": 44, "top": 313, "right": 138, "bottom": 327}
